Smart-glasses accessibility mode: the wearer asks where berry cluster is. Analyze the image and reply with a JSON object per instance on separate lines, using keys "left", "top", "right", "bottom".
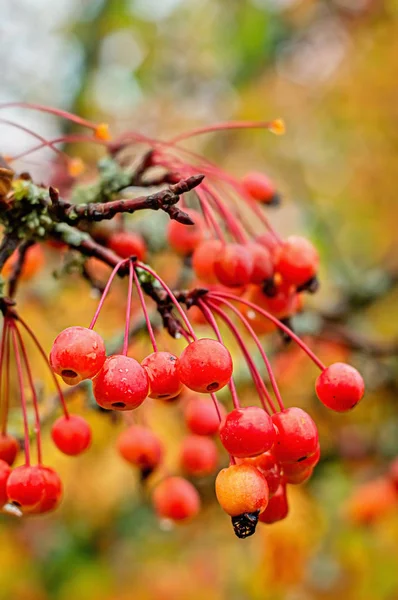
{"left": 0, "top": 311, "right": 92, "bottom": 515}
{"left": 0, "top": 105, "right": 366, "bottom": 537}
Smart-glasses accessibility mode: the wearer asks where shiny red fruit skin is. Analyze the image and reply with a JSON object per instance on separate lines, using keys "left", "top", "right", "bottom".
{"left": 256, "top": 232, "right": 280, "bottom": 255}
{"left": 180, "top": 435, "right": 218, "bottom": 476}
{"left": 283, "top": 465, "right": 313, "bottom": 485}
{"left": 51, "top": 414, "right": 92, "bottom": 456}
{"left": 272, "top": 407, "right": 319, "bottom": 464}
{"left": 282, "top": 445, "right": 320, "bottom": 474}
{"left": 249, "top": 244, "right": 274, "bottom": 284}
{"left": 167, "top": 208, "right": 206, "bottom": 254}
{"left": 108, "top": 231, "right": 146, "bottom": 261}
{"left": 259, "top": 483, "right": 288, "bottom": 523}
{"left": 214, "top": 244, "right": 253, "bottom": 287}
{"left": 274, "top": 235, "right": 319, "bottom": 286}
{"left": 93, "top": 355, "right": 149, "bottom": 410}
{"left": 49, "top": 326, "right": 106, "bottom": 385}
{"left": 0, "top": 459, "right": 11, "bottom": 505}
{"left": 117, "top": 425, "right": 163, "bottom": 470}
{"left": 141, "top": 351, "right": 182, "bottom": 401}
{"left": 184, "top": 396, "right": 226, "bottom": 436}
{"left": 192, "top": 239, "right": 223, "bottom": 283}
{"left": 152, "top": 476, "right": 201, "bottom": 521}
{"left": 30, "top": 467, "right": 63, "bottom": 514}
{"left": 6, "top": 466, "right": 45, "bottom": 510}
{"left": 237, "top": 452, "right": 281, "bottom": 497}
{"left": 0, "top": 434, "right": 20, "bottom": 465}
{"left": 242, "top": 172, "right": 277, "bottom": 203}
{"left": 177, "top": 338, "right": 233, "bottom": 394}
{"left": 315, "top": 363, "right": 365, "bottom": 412}
{"left": 220, "top": 406, "right": 276, "bottom": 458}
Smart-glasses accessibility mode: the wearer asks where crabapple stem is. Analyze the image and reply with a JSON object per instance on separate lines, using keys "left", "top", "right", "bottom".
{"left": 89, "top": 259, "right": 128, "bottom": 330}
{"left": 10, "top": 325, "right": 31, "bottom": 466}
{"left": 17, "top": 316, "right": 70, "bottom": 419}
{"left": 13, "top": 324, "right": 43, "bottom": 464}
{"left": 136, "top": 263, "right": 197, "bottom": 340}
{"left": 169, "top": 119, "right": 282, "bottom": 143}
{"left": 0, "top": 318, "right": 10, "bottom": 435}
{"left": 197, "top": 299, "right": 241, "bottom": 410}
{"left": 195, "top": 188, "right": 226, "bottom": 242}
{"left": 209, "top": 297, "right": 285, "bottom": 412}
{"left": 201, "top": 182, "right": 248, "bottom": 244}
{"left": 209, "top": 392, "right": 224, "bottom": 423}
{"left": 123, "top": 261, "right": 134, "bottom": 356}
{"left": 132, "top": 268, "right": 158, "bottom": 352}
{"left": 0, "top": 117, "right": 67, "bottom": 162}
{"left": 0, "top": 102, "right": 100, "bottom": 131}
{"left": 209, "top": 292, "right": 327, "bottom": 371}
{"left": 206, "top": 300, "right": 276, "bottom": 414}
{"left": 11, "top": 134, "right": 108, "bottom": 162}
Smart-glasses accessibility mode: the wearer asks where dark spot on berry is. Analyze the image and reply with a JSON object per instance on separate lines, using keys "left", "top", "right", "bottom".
{"left": 231, "top": 511, "right": 260, "bottom": 539}
{"left": 297, "top": 455, "right": 308, "bottom": 462}
{"left": 206, "top": 382, "right": 219, "bottom": 391}
{"left": 12, "top": 501, "right": 21, "bottom": 507}
{"left": 112, "top": 402, "right": 126, "bottom": 408}
{"left": 61, "top": 369, "right": 78, "bottom": 378}
{"left": 169, "top": 356, "right": 176, "bottom": 362}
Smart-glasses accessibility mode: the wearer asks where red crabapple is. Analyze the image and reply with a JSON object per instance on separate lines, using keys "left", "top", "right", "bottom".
{"left": 51, "top": 414, "right": 92, "bottom": 456}
{"left": 237, "top": 452, "right": 281, "bottom": 497}
{"left": 214, "top": 243, "right": 253, "bottom": 287}
{"left": 219, "top": 407, "right": 275, "bottom": 458}
{"left": 0, "top": 459, "right": 11, "bottom": 506}
{"left": 0, "top": 434, "right": 20, "bottom": 466}
{"left": 152, "top": 476, "right": 201, "bottom": 521}
{"left": 167, "top": 208, "right": 206, "bottom": 254}
{"left": 6, "top": 466, "right": 45, "bottom": 511}
{"left": 315, "top": 363, "right": 365, "bottom": 412}
{"left": 93, "top": 355, "right": 149, "bottom": 410}
{"left": 272, "top": 407, "right": 319, "bottom": 464}
{"left": 259, "top": 483, "right": 288, "bottom": 524}
{"left": 180, "top": 435, "right": 218, "bottom": 476}
{"left": 50, "top": 326, "right": 106, "bottom": 385}
{"left": 30, "top": 467, "right": 63, "bottom": 514}
{"left": 177, "top": 338, "right": 233, "bottom": 393}
{"left": 108, "top": 231, "right": 146, "bottom": 261}
{"left": 192, "top": 239, "right": 223, "bottom": 283}
{"left": 242, "top": 172, "right": 279, "bottom": 205}
{"left": 141, "top": 351, "right": 182, "bottom": 401}
{"left": 274, "top": 236, "right": 319, "bottom": 287}
{"left": 184, "top": 396, "right": 226, "bottom": 436}
{"left": 117, "top": 425, "right": 163, "bottom": 473}
{"left": 248, "top": 243, "right": 274, "bottom": 284}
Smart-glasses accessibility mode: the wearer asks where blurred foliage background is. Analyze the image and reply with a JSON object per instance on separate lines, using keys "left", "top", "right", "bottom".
{"left": 1, "top": 0, "right": 398, "bottom": 599}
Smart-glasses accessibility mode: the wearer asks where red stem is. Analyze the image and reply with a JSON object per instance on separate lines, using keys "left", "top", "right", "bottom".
{"left": 132, "top": 267, "right": 158, "bottom": 352}
{"left": 13, "top": 324, "right": 43, "bottom": 464}
{"left": 136, "top": 263, "right": 197, "bottom": 340}
{"left": 17, "top": 316, "right": 70, "bottom": 419}
{"left": 197, "top": 299, "right": 240, "bottom": 410}
{"left": 209, "top": 292, "right": 327, "bottom": 371}
{"left": 0, "top": 118, "right": 67, "bottom": 162}
{"left": 89, "top": 259, "right": 128, "bottom": 330}
{"left": 11, "top": 134, "right": 108, "bottom": 162}
{"left": 0, "top": 102, "right": 99, "bottom": 130}
{"left": 195, "top": 188, "right": 226, "bottom": 242}
{"left": 122, "top": 261, "right": 134, "bottom": 356}
{"left": 205, "top": 300, "right": 276, "bottom": 414}
{"left": 209, "top": 297, "right": 284, "bottom": 411}
{"left": 169, "top": 119, "right": 281, "bottom": 143}
{"left": 10, "top": 325, "right": 31, "bottom": 466}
